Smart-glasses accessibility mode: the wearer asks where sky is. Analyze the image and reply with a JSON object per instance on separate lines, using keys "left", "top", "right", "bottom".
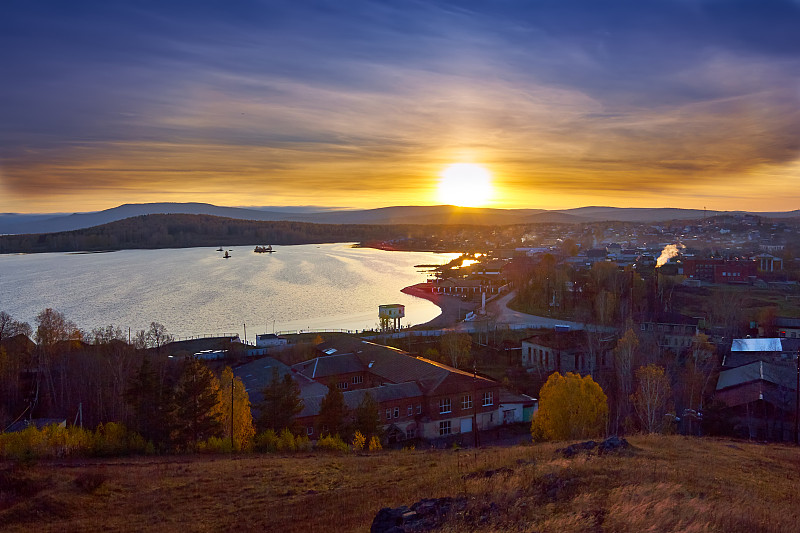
{"left": 2, "top": 0, "right": 800, "bottom": 214}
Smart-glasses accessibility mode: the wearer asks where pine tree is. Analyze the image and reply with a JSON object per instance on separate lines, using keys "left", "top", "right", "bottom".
{"left": 174, "top": 357, "right": 222, "bottom": 450}
{"left": 318, "top": 383, "right": 348, "bottom": 438}
{"left": 352, "top": 391, "right": 382, "bottom": 441}
{"left": 257, "top": 369, "right": 303, "bottom": 433}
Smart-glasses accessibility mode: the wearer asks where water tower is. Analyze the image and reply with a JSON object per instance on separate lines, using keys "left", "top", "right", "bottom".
{"left": 379, "top": 304, "right": 405, "bottom": 332}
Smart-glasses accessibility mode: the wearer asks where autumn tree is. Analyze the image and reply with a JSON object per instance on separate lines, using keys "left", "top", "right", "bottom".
{"left": 440, "top": 331, "right": 472, "bottom": 369}
{"left": 681, "top": 333, "right": 717, "bottom": 433}
{"left": 217, "top": 366, "right": 255, "bottom": 451}
{"left": 0, "top": 311, "right": 32, "bottom": 342}
{"left": 145, "top": 322, "right": 173, "bottom": 351}
{"left": 257, "top": 369, "right": 304, "bottom": 433}
{"left": 174, "top": 357, "right": 222, "bottom": 450}
{"left": 612, "top": 328, "right": 639, "bottom": 431}
{"left": 318, "top": 383, "right": 348, "bottom": 437}
{"left": 531, "top": 372, "right": 608, "bottom": 441}
{"left": 631, "top": 364, "right": 672, "bottom": 433}
{"left": 34, "top": 308, "right": 82, "bottom": 414}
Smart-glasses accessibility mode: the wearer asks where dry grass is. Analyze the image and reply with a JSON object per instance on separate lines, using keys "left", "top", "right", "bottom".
{"left": 1, "top": 436, "right": 800, "bottom": 532}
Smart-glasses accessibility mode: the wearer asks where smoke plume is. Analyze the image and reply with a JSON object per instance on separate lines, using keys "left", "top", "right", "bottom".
{"left": 656, "top": 243, "right": 685, "bottom": 268}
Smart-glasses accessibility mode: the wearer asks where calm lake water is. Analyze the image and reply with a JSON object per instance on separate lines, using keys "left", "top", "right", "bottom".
{"left": 0, "top": 243, "right": 457, "bottom": 339}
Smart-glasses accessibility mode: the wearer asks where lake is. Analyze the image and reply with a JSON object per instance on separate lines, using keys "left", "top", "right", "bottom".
{"left": 0, "top": 243, "right": 458, "bottom": 339}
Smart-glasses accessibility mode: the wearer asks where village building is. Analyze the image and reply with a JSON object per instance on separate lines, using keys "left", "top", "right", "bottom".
{"left": 714, "top": 337, "right": 800, "bottom": 441}
{"left": 636, "top": 315, "right": 700, "bottom": 352}
{"left": 288, "top": 337, "right": 505, "bottom": 442}
{"left": 520, "top": 331, "right": 614, "bottom": 376}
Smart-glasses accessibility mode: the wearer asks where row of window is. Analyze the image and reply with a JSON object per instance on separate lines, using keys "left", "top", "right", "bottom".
{"left": 386, "top": 404, "right": 422, "bottom": 420}
{"left": 439, "top": 392, "right": 493, "bottom": 414}
{"left": 336, "top": 375, "right": 365, "bottom": 389}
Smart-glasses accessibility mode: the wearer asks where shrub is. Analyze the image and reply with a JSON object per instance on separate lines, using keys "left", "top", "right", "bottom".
{"left": 276, "top": 428, "right": 298, "bottom": 452}
{"left": 198, "top": 436, "right": 234, "bottom": 454}
{"left": 315, "top": 434, "right": 349, "bottom": 453}
{"left": 253, "top": 429, "right": 279, "bottom": 453}
{"left": 367, "top": 436, "right": 382, "bottom": 452}
{"left": 352, "top": 431, "right": 366, "bottom": 451}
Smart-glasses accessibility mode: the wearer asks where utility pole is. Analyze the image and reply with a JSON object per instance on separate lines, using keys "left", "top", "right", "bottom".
{"left": 795, "top": 349, "right": 799, "bottom": 445}
{"left": 243, "top": 323, "right": 247, "bottom": 345}
{"left": 231, "top": 378, "right": 235, "bottom": 452}
{"left": 472, "top": 365, "right": 479, "bottom": 448}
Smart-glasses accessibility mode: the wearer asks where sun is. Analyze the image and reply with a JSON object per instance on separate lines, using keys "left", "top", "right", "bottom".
{"left": 437, "top": 163, "right": 494, "bottom": 207}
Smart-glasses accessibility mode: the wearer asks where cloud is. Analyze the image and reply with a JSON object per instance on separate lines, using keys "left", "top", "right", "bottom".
{"left": 2, "top": 1, "right": 800, "bottom": 211}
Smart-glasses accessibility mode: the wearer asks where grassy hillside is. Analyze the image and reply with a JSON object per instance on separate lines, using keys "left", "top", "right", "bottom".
{"left": 2, "top": 436, "right": 799, "bottom": 532}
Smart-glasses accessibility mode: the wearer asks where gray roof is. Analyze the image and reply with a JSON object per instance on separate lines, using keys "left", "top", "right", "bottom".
{"left": 234, "top": 356, "right": 327, "bottom": 406}
{"left": 716, "top": 361, "right": 796, "bottom": 391}
{"left": 499, "top": 389, "right": 537, "bottom": 405}
{"left": 297, "top": 382, "right": 424, "bottom": 418}
{"left": 291, "top": 353, "right": 365, "bottom": 380}
{"left": 313, "top": 338, "right": 452, "bottom": 390}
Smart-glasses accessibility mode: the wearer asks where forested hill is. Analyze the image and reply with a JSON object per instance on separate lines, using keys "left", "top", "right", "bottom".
{"left": 0, "top": 213, "right": 477, "bottom": 254}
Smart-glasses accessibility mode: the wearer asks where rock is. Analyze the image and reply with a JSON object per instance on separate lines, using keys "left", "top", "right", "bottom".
{"left": 371, "top": 506, "right": 409, "bottom": 533}
{"left": 371, "top": 497, "right": 467, "bottom": 532}
{"left": 597, "top": 436, "right": 629, "bottom": 454}
{"left": 558, "top": 437, "right": 629, "bottom": 457}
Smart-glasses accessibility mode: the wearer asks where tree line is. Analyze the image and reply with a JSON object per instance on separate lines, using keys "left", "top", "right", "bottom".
{"left": 0, "top": 214, "right": 497, "bottom": 254}
{"left": 1, "top": 308, "right": 387, "bottom": 456}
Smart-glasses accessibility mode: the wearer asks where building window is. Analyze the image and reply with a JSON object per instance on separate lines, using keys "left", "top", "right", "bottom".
{"left": 462, "top": 394, "right": 472, "bottom": 410}
{"left": 393, "top": 407, "right": 400, "bottom": 418}
{"left": 417, "top": 404, "right": 422, "bottom": 415}
{"left": 439, "top": 421, "right": 451, "bottom": 436}
{"left": 337, "top": 381, "right": 348, "bottom": 389}
{"left": 386, "top": 409, "right": 391, "bottom": 420}
{"left": 439, "top": 398, "right": 451, "bottom": 414}
{"left": 307, "top": 426, "right": 313, "bottom": 436}
{"left": 482, "top": 391, "right": 493, "bottom": 406}
{"left": 406, "top": 428, "right": 416, "bottom": 439}
{"left": 407, "top": 405, "right": 413, "bottom": 416}
{"left": 352, "top": 375, "right": 363, "bottom": 384}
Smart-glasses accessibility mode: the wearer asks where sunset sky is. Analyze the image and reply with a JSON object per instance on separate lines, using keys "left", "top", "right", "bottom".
{"left": 2, "top": 1, "right": 800, "bottom": 214}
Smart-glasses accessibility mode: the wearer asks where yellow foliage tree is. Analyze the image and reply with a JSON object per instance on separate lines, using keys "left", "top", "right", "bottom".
{"left": 531, "top": 372, "right": 608, "bottom": 441}
{"left": 631, "top": 364, "right": 672, "bottom": 433}
{"left": 217, "top": 366, "right": 256, "bottom": 451}
{"left": 352, "top": 431, "right": 366, "bottom": 451}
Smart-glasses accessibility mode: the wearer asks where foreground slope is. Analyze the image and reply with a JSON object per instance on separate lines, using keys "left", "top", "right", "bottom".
{"left": 2, "top": 436, "right": 799, "bottom": 532}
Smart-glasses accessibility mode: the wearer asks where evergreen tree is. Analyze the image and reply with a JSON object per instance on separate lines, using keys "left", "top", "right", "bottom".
{"left": 257, "top": 369, "right": 303, "bottom": 433}
{"left": 125, "top": 356, "right": 176, "bottom": 448}
{"left": 174, "top": 357, "right": 222, "bottom": 450}
{"left": 318, "top": 383, "right": 348, "bottom": 437}
{"left": 352, "top": 391, "right": 382, "bottom": 441}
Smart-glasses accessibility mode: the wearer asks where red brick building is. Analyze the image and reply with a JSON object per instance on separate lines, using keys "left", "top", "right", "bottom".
{"left": 291, "top": 337, "right": 502, "bottom": 442}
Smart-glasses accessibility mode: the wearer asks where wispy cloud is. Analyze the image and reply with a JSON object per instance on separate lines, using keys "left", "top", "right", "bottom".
{"left": 2, "top": 1, "right": 800, "bottom": 212}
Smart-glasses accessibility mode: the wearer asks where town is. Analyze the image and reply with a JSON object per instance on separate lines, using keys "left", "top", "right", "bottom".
{"left": 2, "top": 213, "right": 800, "bottom": 451}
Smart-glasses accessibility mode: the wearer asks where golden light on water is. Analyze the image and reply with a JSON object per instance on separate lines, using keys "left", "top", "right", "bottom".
{"left": 437, "top": 163, "right": 494, "bottom": 207}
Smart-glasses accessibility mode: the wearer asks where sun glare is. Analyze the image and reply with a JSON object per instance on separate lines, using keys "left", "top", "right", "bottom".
{"left": 438, "top": 163, "right": 494, "bottom": 207}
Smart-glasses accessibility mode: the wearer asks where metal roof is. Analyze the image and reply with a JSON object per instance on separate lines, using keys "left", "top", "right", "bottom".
{"left": 716, "top": 360, "right": 796, "bottom": 391}
{"left": 731, "top": 338, "right": 783, "bottom": 352}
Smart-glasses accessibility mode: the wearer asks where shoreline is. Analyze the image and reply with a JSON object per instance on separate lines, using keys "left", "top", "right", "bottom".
{"left": 401, "top": 282, "right": 478, "bottom": 329}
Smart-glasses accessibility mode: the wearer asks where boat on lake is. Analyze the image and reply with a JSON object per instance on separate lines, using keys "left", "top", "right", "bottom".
{"left": 223, "top": 251, "right": 230, "bottom": 258}
{"left": 217, "top": 246, "right": 224, "bottom": 251}
{"left": 254, "top": 245, "right": 274, "bottom": 253}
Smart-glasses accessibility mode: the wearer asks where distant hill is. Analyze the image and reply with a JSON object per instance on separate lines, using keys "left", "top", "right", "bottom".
{"left": 3, "top": 202, "right": 799, "bottom": 235}
{"left": 0, "top": 213, "right": 479, "bottom": 254}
